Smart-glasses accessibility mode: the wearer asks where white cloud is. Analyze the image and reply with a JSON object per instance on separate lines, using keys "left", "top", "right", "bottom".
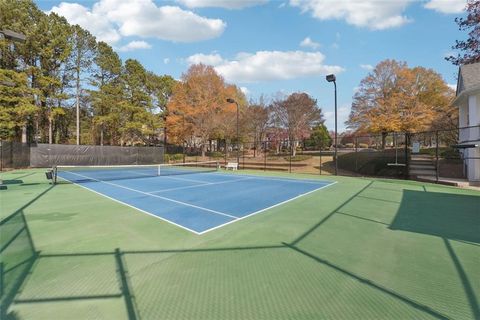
{"left": 447, "top": 83, "right": 457, "bottom": 91}
{"left": 164, "top": 58, "right": 170, "bottom": 64}
{"left": 300, "top": 37, "right": 321, "bottom": 49}
{"left": 324, "top": 105, "right": 350, "bottom": 131}
{"left": 187, "top": 50, "right": 344, "bottom": 83}
{"left": 240, "top": 86, "right": 250, "bottom": 96}
{"left": 360, "top": 64, "right": 374, "bottom": 71}
{"left": 289, "top": 0, "right": 412, "bottom": 30}
{"left": 424, "top": 0, "right": 466, "bottom": 14}
{"left": 118, "top": 40, "right": 151, "bottom": 51}
{"left": 49, "top": 0, "right": 226, "bottom": 44}
{"left": 187, "top": 53, "right": 224, "bottom": 66}
{"left": 49, "top": 2, "right": 121, "bottom": 43}
{"left": 176, "top": 0, "right": 268, "bottom": 9}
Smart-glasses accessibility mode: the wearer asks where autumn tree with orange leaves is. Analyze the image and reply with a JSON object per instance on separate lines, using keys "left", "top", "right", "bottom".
{"left": 347, "top": 60, "right": 456, "bottom": 148}
{"left": 166, "top": 64, "right": 245, "bottom": 156}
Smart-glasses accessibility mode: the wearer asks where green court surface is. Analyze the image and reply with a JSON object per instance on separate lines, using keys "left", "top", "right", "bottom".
{"left": 1, "top": 169, "right": 479, "bottom": 320}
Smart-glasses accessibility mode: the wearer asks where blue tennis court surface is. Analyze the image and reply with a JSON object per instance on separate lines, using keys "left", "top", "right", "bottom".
{"left": 58, "top": 169, "right": 334, "bottom": 234}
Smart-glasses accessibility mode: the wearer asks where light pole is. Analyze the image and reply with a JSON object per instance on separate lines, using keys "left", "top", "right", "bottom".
{"left": 326, "top": 74, "right": 338, "bottom": 176}
{"left": 226, "top": 98, "right": 240, "bottom": 165}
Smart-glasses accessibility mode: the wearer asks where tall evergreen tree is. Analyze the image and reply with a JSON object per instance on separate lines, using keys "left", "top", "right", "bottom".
{"left": 35, "top": 12, "right": 72, "bottom": 144}
{"left": 90, "top": 41, "right": 123, "bottom": 145}
{"left": 0, "top": 69, "right": 37, "bottom": 139}
{"left": 68, "top": 25, "right": 96, "bottom": 144}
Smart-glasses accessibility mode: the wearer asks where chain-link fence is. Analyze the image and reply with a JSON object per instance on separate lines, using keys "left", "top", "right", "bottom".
{"left": 0, "top": 141, "right": 30, "bottom": 170}
{"left": 163, "top": 125, "right": 479, "bottom": 183}
{"left": 2, "top": 126, "right": 479, "bottom": 183}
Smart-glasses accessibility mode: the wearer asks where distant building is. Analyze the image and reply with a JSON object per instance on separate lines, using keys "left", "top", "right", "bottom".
{"left": 453, "top": 62, "right": 480, "bottom": 183}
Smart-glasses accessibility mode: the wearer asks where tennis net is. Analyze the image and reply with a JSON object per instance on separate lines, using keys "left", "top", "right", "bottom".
{"left": 53, "top": 161, "right": 219, "bottom": 184}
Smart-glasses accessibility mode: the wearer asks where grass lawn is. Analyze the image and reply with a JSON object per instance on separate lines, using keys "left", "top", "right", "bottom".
{"left": 1, "top": 169, "right": 479, "bottom": 319}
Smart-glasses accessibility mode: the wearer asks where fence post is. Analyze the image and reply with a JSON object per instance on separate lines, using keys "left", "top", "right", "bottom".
{"left": 319, "top": 141, "right": 322, "bottom": 175}
{"left": 435, "top": 130, "right": 439, "bottom": 183}
{"left": 224, "top": 140, "right": 228, "bottom": 167}
{"left": 264, "top": 141, "right": 267, "bottom": 171}
{"left": 182, "top": 142, "right": 186, "bottom": 164}
{"left": 355, "top": 136, "right": 358, "bottom": 172}
{"left": 242, "top": 147, "right": 245, "bottom": 170}
{"left": 404, "top": 132, "right": 409, "bottom": 180}
{"left": 289, "top": 142, "right": 292, "bottom": 173}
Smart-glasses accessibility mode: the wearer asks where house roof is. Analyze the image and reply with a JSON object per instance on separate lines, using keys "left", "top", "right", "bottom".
{"left": 453, "top": 62, "right": 480, "bottom": 106}
{"left": 457, "top": 62, "right": 480, "bottom": 95}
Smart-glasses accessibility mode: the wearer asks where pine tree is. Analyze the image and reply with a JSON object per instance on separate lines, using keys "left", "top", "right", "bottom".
{"left": 90, "top": 41, "right": 123, "bottom": 145}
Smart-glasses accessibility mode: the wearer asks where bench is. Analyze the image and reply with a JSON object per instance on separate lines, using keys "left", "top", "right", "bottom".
{"left": 225, "top": 162, "right": 238, "bottom": 170}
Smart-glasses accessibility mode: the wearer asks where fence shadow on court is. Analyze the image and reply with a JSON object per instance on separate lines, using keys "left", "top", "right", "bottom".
{"left": 6, "top": 243, "right": 455, "bottom": 320}
{"left": 0, "top": 185, "right": 54, "bottom": 318}
{"left": 287, "top": 179, "right": 479, "bottom": 320}
{"left": 2, "top": 180, "right": 479, "bottom": 319}
{"left": 389, "top": 189, "right": 480, "bottom": 319}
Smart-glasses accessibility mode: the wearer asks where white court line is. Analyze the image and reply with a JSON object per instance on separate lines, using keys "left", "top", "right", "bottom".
{"left": 211, "top": 172, "right": 334, "bottom": 185}
{"left": 161, "top": 175, "right": 215, "bottom": 184}
{"left": 64, "top": 171, "right": 238, "bottom": 219}
{"left": 197, "top": 181, "right": 338, "bottom": 235}
{"left": 60, "top": 171, "right": 337, "bottom": 235}
{"left": 148, "top": 177, "right": 253, "bottom": 194}
{"left": 56, "top": 175, "right": 202, "bottom": 235}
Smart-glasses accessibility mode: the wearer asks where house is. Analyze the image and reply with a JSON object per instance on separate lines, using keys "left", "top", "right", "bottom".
{"left": 453, "top": 62, "right": 480, "bottom": 183}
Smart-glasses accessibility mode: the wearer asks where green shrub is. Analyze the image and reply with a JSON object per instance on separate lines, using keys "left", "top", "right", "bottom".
{"left": 206, "top": 151, "right": 224, "bottom": 158}
{"left": 165, "top": 153, "right": 183, "bottom": 162}
{"left": 345, "top": 143, "right": 354, "bottom": 148}
{"left": 285, "top": 155, "right": 312, "bottom": 162}
{"left": 359, "top": 143, "right": 369, "bottom": 148}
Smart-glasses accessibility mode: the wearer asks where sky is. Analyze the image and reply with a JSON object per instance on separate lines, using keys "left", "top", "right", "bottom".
{"left": 35, "top": 0, "right": 468, "bottom": 131}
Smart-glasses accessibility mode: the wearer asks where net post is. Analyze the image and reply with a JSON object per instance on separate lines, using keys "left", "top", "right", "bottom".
{"left": 157, "top": 164, "right": 161, "bottom": 176}
{"left": 52, "top": 166, "right": 58, "bottom": 184}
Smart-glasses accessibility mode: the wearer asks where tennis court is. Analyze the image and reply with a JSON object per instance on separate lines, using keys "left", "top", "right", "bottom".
{"left": 1, "top": 169, "right": 479, "bottom": 320}
{"left": 54, "top": 162, "right": 334, "bottom": 234}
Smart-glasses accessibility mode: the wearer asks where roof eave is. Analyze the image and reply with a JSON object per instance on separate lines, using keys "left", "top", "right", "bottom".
{"left": 453, "top": 86, "right": 480, "bottom": 106}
